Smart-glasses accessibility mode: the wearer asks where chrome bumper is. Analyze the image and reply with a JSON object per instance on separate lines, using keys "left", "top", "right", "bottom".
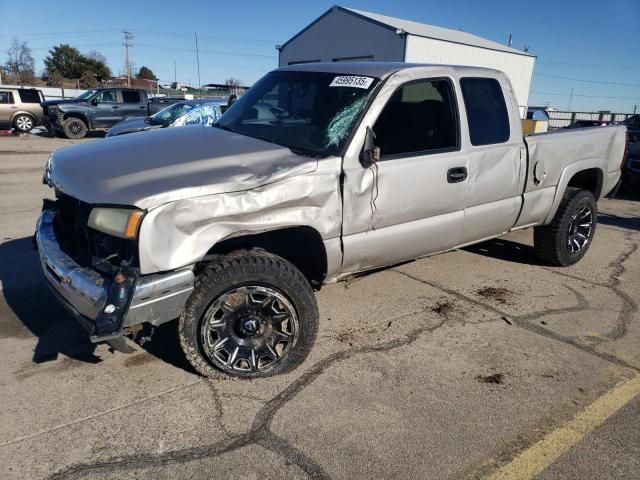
{"left": 36, "top": 207, "right": 195, "bottom": 341}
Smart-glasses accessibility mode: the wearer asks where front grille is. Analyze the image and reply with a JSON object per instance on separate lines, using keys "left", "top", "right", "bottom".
{"left": 53, "top": 192, "right": 139, "bottom": 272}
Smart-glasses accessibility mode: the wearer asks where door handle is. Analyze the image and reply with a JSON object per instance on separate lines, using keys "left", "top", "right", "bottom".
{"left": 139, "top": 106, "right": 146, "bottom": 109}
{"left": 447, "top": 167, "right": 468, "bottom": 183}
{"left": 111, "top": 106, "right": 119, "bottom": 109}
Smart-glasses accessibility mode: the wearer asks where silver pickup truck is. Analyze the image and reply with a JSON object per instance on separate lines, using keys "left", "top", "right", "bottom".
{"left": 37, "top": 63, "right": 626, "bottom": 378}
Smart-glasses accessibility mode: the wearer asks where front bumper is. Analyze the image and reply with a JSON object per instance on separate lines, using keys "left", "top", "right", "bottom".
{"left": 36, "top": 207, "right": 195, "bottom": 342}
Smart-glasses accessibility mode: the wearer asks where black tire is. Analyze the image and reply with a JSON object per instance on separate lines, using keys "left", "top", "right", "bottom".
{"left": 534, "top": 188, "right": 597, "bottom": 266}
{"left": 179, "top": 250, "right": 319, "bottom": 379}
{"left": 13, "top": 114, "right": 35, "bottom": 133}
{"left": 62, "top": 117, "right": 88, "bottom": 139}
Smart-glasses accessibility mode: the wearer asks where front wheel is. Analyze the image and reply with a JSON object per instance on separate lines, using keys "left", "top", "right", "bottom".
{"left": 13, "top": 114, "right": 35, "bottom": 133}
{"left": 534, "top": 188, "right": 597, "bottom": 266}
{"left": 179, "top": 250, "right": 319, "bottom": 378}
{"left": 62, "top": 118, "right": 88, "bottom": 139}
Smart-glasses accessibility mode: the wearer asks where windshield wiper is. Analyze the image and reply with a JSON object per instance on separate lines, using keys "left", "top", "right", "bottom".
{"left": 213, "top": 123, "right": 233, "bottom": 132}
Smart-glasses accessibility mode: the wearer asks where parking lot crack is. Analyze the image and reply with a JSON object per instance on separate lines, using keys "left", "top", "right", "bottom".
{"left": 47, "top": 318, "right": 448, "bottom": 479}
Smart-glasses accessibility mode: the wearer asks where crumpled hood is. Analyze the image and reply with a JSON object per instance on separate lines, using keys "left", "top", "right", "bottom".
{"left": 42, "top": 99, "right": 86, "bottom": 108}
{"left": 107, "top": 117, "right": 156, "bottom": 137}
{"left": 49, "top": 125, "right": 317, "bottom": 210}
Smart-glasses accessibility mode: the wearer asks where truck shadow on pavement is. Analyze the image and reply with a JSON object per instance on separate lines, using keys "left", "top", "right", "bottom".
{"left": 0, "top": 237, "right": 102, "bottom": 364}
{"left": 463, "top": 238, "right": 542, "bottom": 265}
{"left": 0, "top": 236, "right": 196, "bottom": 372}
{"left": 598, "top": 213, "right": 640, "bottom": 232}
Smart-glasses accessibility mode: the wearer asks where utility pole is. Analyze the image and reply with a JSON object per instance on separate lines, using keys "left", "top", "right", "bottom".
{"left": 122, "top": 30, "right": 133, "bottom": 87}
{"left": 567, "top": 86, "right": 574, "bottom": 112}
{"left": 174, "top": 61, "right": 177, "bottom": 85}
{"left": 195, "top": 31, "right": 202, "bottom": 97}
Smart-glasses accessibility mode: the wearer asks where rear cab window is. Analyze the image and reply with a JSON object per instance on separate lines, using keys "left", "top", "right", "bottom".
{"left": 0, "top": 91, "right": 15, "bottom": 104}
{"left": 460, "top": 77, "right": 510, "bottom": 146}
{"left": 122, "top": 90, "right": 141, "bottom": 103}
{"left": 17, "top": 89, "right": 42, "bottom": 103}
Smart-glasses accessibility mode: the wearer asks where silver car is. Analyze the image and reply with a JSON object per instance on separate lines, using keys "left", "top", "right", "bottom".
{"left": 0, "top": 87, "right": 45, "bottom": 132}
{"left": 105, "top": 99, "right": 224, "bottom": 137}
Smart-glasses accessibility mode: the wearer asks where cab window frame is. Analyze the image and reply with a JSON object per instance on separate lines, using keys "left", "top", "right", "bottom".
{"left": 372, "top": 77, "right": 461, "bottom": 161}
{"left": 459, "top": 77, "right": 511, "bottom": 147}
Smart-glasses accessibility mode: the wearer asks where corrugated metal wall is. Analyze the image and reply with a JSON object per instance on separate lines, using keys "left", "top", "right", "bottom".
{"left": 279, "top": 9, "right": 404, "bottom": 66}
{"left": 405, "top": 35, "right": 535, "bottom": 112}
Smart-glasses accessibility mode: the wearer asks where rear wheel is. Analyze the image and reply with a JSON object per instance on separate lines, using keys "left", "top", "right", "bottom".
{"left": 62, "top": 117, "right": 88, "bottom": 139}
{"left": 13, "top": 114, "right": 35, "bottom": 133}
{"left": 179, "top": 250, "right": 319, "bottom": 378}
{"left": 534, "top": 188, "right": 597, "bottom": 266}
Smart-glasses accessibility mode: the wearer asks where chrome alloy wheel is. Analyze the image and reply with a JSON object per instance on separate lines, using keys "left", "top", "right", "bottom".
{"left": 200, "top": 285, "right": 299, "bottom": 374}
{"left": 567, "top": 206, "right": 593, "bottom": 254}
{"left": 16, "top": 115, "right": 33, "bottom": 131}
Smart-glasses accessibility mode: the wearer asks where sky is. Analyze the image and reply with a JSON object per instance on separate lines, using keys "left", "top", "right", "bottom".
{"left": 1, "top": 0, "right": 638, "bottom": 112}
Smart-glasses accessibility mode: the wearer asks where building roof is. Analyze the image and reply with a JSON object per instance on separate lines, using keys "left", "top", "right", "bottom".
{"left": 277, "top": 61, "right": 501, "bottom": 78}
{"left": 281, "top": 5, "right": 534, "bottom": 58}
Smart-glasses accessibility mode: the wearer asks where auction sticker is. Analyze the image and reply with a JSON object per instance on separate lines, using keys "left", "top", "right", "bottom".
{"left": 329, "top": 76, "right": 374, "bottom": 89}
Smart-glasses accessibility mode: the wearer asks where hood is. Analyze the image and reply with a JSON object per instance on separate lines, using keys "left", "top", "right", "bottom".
{"left": 48, "top": 125, "right": 318, "bottom": 210}
{"left": 107, "top": 117, "right": 156, "bottom": 137}
{"left": 42, "top": 99, "right": 86, "bottom": 107}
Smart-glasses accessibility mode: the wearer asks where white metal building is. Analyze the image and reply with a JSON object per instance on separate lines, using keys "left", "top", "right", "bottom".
{"left": 279, "top": 6, "right": 536, "bottom": 113}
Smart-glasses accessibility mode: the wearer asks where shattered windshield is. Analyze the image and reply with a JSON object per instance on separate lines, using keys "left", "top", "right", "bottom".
{"left": 75, "top": 89, "right": 99, "bottom": 100}
{"left": 215, "top": 71, "right": 379, "bottom": 157}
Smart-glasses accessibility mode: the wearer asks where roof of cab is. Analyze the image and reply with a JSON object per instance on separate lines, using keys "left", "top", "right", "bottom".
{"left": 276, "top": 61, "right": 500, "bottom": 78}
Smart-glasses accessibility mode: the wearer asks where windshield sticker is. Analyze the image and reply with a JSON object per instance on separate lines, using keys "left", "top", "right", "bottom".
{"left": 329, "top": 76, "right": 374, "bottom": 89}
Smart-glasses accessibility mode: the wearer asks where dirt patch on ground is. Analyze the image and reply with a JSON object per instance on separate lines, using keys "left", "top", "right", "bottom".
{"left": 476, "top": 287, "right": 512, "bottom": 304}
{"left": 476, "top": 373, "right": 505, "bottom": 384}
{"left": 432, "top": 300, "right": 455, "bottom": 317}
{"left": 124, "top": 353, "right": 157, "bottom": 367}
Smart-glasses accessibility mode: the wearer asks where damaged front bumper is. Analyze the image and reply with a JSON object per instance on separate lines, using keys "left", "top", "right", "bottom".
{"left": 35, "top": 206, "right": 195, "bottom": 342}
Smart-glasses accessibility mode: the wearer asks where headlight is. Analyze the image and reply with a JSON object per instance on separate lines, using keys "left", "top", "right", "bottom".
{"left": 43, "top": 154, "right": 54, "bottom": 185}
{"left": 88, "top": 208, "right": 144, "bottom": 239}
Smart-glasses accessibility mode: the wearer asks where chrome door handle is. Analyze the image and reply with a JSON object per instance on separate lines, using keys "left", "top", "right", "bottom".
{"left": 447, "top": 167, "right": 468, "bottom": 183}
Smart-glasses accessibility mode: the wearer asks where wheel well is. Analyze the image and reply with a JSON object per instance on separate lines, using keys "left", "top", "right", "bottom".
{"left": 567, "top": 168, "right": 603, "bottom": 199}
{"left": 63, "top": 112, "right": 89, "bottom": 127}
{"left": 204, "top": 227, "right": 328, "bottom": 288}
{"left": 12, "top": 111, "right": 34, "bottom": 122}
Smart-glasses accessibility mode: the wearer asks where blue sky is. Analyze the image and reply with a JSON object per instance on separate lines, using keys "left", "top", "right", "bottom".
{"left": 1, "top": 0, "right": 638, "bottom": 112}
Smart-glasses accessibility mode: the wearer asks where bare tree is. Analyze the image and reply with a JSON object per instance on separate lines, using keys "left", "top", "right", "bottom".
{"left": 87, "top": 50, "right": 107, "bottom": 64}
{"left": 5, "top": 38, "right": 35, "bottom": 76}
{"left": 225, "top": 77, "right": 241, "bottom": 87}
{"left": 48, "top": 71, "right": 64, "bottom": 88}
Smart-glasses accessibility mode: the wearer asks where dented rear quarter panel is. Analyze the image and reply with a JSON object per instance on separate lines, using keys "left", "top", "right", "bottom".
{"left": 518, "top": 125, "right": 626, "bottom": 227}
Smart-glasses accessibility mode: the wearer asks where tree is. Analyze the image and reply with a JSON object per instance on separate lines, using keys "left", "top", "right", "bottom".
{"left": 5, "top": 38, "right": 35, "bottom": 79}
{"left": 48, "top": 71, "right": 64, "bottom": 87}
{"left": 137, "top": 66, "right": 157, "bottom": 80}
{"left": 44, "top": 44, "right": 111, "bottom": 80}
{"left": 225, "top": 77, "right": 241, "bottom": 87}
{"left": 79, "top": 71, "right": 98, "bottom": 88}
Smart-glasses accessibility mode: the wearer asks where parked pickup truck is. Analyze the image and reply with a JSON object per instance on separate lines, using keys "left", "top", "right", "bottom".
{"left": 42, "top": 88, "right": 149, "bottom": 139}
{"left": 36, "top": 63, "right": 626, "bottom": 379}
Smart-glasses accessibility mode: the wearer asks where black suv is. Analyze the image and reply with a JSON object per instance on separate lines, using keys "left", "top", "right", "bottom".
{"left": 42, "top": 88, "right": 149, "bottom": 139}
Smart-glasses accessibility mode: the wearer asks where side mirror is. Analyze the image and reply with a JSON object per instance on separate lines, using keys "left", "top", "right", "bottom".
{"left": 91, "top": 98, "right": 99, "bottom": 106}
{"left": 360, "top": 126, "right": 380, "bottom": 168}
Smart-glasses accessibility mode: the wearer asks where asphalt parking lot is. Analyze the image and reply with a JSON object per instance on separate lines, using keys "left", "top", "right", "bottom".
{"left": 1, "top": 132, "right": 639, "bottom": 480}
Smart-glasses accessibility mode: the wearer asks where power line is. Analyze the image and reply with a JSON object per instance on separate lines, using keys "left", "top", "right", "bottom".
{"left": 538, "top": 61, "right": 640, "bottom": 70}
{"left": 531, "top": 91, "right": 639, "bottom": 100}
{"left": 535, "top": 72, "right": 640, "bottom": 87}
{"left": 134, "top": 43, "right": 276, "bottom": 59}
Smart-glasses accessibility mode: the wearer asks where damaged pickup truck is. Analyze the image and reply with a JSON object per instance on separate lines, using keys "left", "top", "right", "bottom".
{"left": 36, "top": 63, "right": 627, "bottom": 378}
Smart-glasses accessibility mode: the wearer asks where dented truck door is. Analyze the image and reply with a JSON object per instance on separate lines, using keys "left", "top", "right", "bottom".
{"left": 340, "top": 71, "right": 469, "bottom": 274}
{"left": 457, "top": 75, "right": 525, "bottom": 244}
